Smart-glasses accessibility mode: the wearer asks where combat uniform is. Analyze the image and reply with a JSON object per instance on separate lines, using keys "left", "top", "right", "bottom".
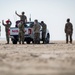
{"left": 41, "top": 23, "right": 47, "bottom": 44}
{"left": 20, "top": 15, "right": 27, "bottom": 24}
{"left": 65, "top": 22, "right": 73, "bottom": 43}
{"left": 16, "top": 13, "right": 27, "bottom": 24}
{"left": 18, "top": 22, "right": 25, "bottom": 44}
{"left": 33, "top": 23, "right": 40, "bottom": 44}
{"left": 2, "top": 20, "right": 12, "bottom": 44}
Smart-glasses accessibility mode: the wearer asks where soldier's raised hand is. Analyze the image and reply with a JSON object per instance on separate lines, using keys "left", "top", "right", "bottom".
{"left": 15, "top": 11, "right": 17, "bottom": 14}
{"left": 2, "top": 20, "right": 4, "bottom": 25}
{"left": 2, "top": 20, "right": 4, "bottom": 23}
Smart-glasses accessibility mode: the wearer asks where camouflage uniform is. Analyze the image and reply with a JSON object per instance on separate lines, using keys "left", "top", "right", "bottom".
{"left": 2, "top": 20, "right": 12, "bottom": 44}
{"left": 20, "top": 15, "right": 27, "bottom": 24}
{"left": 41, "top": 21, "right": 47, "bottom": 44}
{"left": 65, "top": 21, "right": 73, "bottom": 43}
{"left": 15, "top": 11, "right": 27, "bottom": 24}
{"left": 15, "top": 11, "right": 27, "bottom": 44}
{"left": 18, "top": 21, "right": 25, "bottom": 44}
{"left": 33, "top": 20, "right": 40, "bottom": 44}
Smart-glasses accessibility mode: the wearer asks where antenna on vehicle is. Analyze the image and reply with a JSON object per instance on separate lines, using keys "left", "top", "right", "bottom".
{"left": 29, "top": 14, "right": 31, "bottom": 22}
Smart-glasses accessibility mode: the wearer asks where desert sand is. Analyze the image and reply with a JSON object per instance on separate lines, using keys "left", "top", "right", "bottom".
{"left": 0, "top": 40, "right": 75, "bottom": 75}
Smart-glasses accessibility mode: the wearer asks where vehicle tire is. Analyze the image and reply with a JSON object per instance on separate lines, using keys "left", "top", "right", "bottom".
{"left": 12, "top": 40, "right": 17, "bottom": 44}
{"left": 32, "top": 41, "right": 34, "bottom": 44}
{"left": 26, "top": 41, "right": 30, "bottom": 44}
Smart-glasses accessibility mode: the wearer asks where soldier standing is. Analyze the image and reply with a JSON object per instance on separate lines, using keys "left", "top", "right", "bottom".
{"left": 33, "top": 20, "right": 40, "bottom": 44}
{"left": 41, "top": 21, "right": 47, "bottom": 44}
{"left": 2, "top": 19, "right": 12, "bottom": 44}
{"left": 15, "top": 11, "right": 27, "bottom": 24}
{"left": 15, "top": 11, "right": 27, "bottom": 44}
{"left": 18, "top": 20, "right": 25, "bottom": 44}
{"left": 65, "top": 18, "right": 73, "bottom": 44}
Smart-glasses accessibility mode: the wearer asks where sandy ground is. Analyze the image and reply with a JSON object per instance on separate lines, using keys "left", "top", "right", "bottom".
{"left": 0, "top": 40, "right": 75, "bottom": 75}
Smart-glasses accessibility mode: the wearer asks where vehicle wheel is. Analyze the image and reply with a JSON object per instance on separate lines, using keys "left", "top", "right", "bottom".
{"left": 32, "top": 41, "right": 34, "bottom": 44}
{"left": 26, "top": 41, "right": 30, "bottom": 44}
{"left": 12, "top": 40, "right": 17, "bottom": 44}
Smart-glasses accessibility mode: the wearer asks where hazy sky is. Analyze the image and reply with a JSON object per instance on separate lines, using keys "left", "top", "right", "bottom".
{"left": 0, "top": 0, "right": 75, "bottom": 40}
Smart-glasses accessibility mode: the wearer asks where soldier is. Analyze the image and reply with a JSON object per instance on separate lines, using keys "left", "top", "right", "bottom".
{"left": 15, "top": 11, "right": 27, "bottom": 44}
{"left": 41, "top": 21, "right": 47, "bottom": 44}
{"left": 2, "top": 19, "right": 12, "bottom": 44}
{"left": 65, "top": 18, "right": 73, "bottom": 44}
{"left": 15, "top": 11, "right": 27, "bottom": 24}
{"left": 33, "top": 20, "right": 40, "bottom": 44}
{"left": 18, "top": 20, "right": 25, "bottom": 44}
